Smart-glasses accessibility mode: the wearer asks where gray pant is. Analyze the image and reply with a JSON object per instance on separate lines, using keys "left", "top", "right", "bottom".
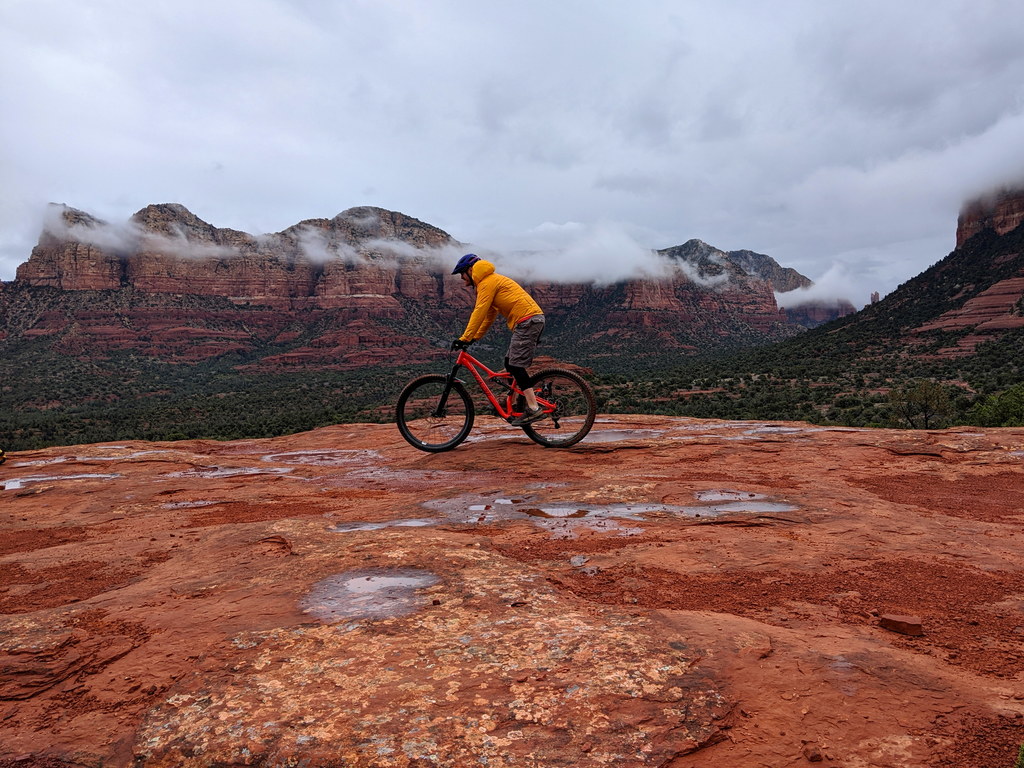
{"left": 506, "top": 315, "right": 545, "bottom": 368}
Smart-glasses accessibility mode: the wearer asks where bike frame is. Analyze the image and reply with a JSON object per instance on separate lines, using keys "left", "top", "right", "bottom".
{"left": 436, "top": 349, "right": 555, "bottom": 422}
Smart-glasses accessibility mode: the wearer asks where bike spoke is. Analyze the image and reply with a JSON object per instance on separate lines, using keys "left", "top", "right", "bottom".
{"left": 396, "top": 375, "right": 474, "bottom": 452}
{"left": 522, "top": 370, "right": 596, "bottom": 447}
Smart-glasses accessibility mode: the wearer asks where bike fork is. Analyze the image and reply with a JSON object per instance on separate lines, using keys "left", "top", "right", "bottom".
{"left": 433, "top": 364, "right": 462, "bottom": 418}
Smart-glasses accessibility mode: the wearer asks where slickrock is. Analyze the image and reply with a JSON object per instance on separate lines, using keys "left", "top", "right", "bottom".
{"left": 1, "top": 415, "right": 1023, "bottom": 767}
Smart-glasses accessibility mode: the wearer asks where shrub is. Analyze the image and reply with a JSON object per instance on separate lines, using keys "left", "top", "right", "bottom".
{"left": 888, "top": 380, "right": 954, "bottom": 429}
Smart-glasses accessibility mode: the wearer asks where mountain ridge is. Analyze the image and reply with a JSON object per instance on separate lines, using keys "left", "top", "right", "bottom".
{"left": 15, "top": 202, "right": 835, "bottom": 304}
{"left": 613, "top": 191, "right": 1024, "bottom": 428}
{"left": 3, "top": 202, "right": 851, "bottom": 372}
{"left": 2, "top": 192, "right": 1022, "bottom": 447}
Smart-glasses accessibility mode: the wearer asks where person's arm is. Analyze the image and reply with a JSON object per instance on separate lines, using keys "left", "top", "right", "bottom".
{"left": 460, "top": 280, "right": 499, "bottom": 341}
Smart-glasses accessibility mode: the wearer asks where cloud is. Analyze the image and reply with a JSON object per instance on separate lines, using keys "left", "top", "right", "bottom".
{"left": 40, "top": 206, "right": 138, "bottom": 255}
{"left": 290, "top": 227, "right": 362, "bottom": 265}
{"left": 3, "top": 1, "right": 1024, "bottom": 300}
{"left": 775, "top": 261, "right": 862, "bottom": 309}
{"left": 42, "top": 207, "right": 245, "bottom": 262}
{"left": 472, "top": 221, "right": 736, "bottom": 288}
{"left": 476, "top": 222, "right": 668, "bottom": 285}
{"left": 36, "top": 204, "right": 476, "bottom": 274}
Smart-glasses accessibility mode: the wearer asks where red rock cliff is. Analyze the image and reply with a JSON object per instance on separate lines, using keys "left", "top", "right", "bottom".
{"left": 6, "top": 203, "right": 821, "bottom": 364}
{"left": 956, "top": 186, "right": 1024, "bottom": 248}
{"left": 17, "top": 204, "right": 458, "bottom": 310}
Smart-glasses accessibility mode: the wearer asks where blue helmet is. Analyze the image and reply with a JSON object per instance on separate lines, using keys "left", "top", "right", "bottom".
{"left": 452, "top": 253, "right": 480, "bottom": 275}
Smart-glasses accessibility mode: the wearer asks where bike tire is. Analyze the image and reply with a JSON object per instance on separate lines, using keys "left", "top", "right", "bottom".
{"left": 395, "top": 374, "right": 475, "bottom": 452}
{"left": 521, "top": 368, "right": 596, "bottom": 448}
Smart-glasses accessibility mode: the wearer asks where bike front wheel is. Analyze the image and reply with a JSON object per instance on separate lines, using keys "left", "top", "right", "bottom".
{"left": 521, "top": 368, "right": 596, "bottom": 448}
{"left": 395, "top": 374, "right": 475, "bottom": 452}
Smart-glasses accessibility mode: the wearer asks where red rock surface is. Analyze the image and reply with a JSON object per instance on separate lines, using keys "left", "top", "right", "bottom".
{"left": 957, "top": 187, "right": 1024, "bottom": 248}
{"left": 2, "top": 415, "right": 1023, "bottom": 767}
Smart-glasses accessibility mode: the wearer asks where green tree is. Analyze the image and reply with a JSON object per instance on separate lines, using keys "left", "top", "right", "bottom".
{"left": 968, "top": 382, "right": 1024, "bottom": 427}
{"left": 889, "top": 380, "right": 954, "bottom": 429}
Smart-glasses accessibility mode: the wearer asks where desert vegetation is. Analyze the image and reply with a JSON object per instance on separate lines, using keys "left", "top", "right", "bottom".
{"left": 3, "top": 213, "right": 1023, "bottom": 450}
{"left": 2, "top": 321, "right": 1022, "bottom": 450}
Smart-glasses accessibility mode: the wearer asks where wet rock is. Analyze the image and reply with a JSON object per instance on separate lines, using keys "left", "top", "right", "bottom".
{"left": 300, "top": 568, "right": 440, "bottom": 622}
{"left": 2, "top": 415, "right": 1024, "bottom": 766}
{"left": 256, "top": 535, "right": 293, "bottom": 556}
{"left": 136, "top": 549, "right": 729, "bottom": 767}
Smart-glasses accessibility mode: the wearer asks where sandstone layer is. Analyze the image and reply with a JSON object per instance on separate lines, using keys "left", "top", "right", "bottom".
{"left": 2, "top": 203, "right": 851, "bottom": 371}
{"left": 914, "top": 276, "right": 1024, "bottom": 356}
{"left": 1, "top": 416, "right": 1022, "bottom": 767}
{"left": 957, "top": 187, "right": 1024, "bottom": 248}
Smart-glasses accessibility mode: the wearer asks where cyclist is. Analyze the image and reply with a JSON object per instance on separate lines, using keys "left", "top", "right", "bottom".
{"left": 451, "top": 253, "right": 547, "bottom": 426}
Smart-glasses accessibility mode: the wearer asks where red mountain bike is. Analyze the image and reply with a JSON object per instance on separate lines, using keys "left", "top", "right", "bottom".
{"left": 395, "top": 348, "right": 596, "bottom": 452}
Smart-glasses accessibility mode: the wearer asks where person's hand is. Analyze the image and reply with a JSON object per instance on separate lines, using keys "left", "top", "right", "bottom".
{"left": 451, "top": 338, "right": 471, "bottom": 350}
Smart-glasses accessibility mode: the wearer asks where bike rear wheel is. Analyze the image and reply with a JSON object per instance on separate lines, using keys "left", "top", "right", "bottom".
{"left": 521, "top": 368, "right": 596, "bottom": 448}
{"left": 396, "top": 374, "right": 475, "bottom": 452}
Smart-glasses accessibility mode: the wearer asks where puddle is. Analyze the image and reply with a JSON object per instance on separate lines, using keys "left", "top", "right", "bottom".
{"left": 468, "top": 499, "right": 516, "bottom": 512}
{"left": 695, "top": 490, "right": 765, "bottom": 502}
{"left": 422, "top": 490, "right": 798, "bottom": 539}
{"left": 3, "top": 473, "right": 122, "bottom": 491}
{"left": 533, "top": 517, "right": 646, "bottom": 540}
{"left": 669, "top": 435, "right": 759, "bottom": 442}
{"left": 744, "top": 426, "right": 806, "bottom": 435}
{"left": 11, "top": 457, "right": 70, "bottom": 468}
{"left": 262, "top": 450, "right": 382, "bottom": 466}
{"left": 682, "top": 501, "right": 799, "bottom": 514}
{"left": 464, "top": 432, "right": 533, "bottom": 443}
{"left": 526, "top": 504, "right": 666, "bottom": 519}
{"left": 524, "top": 508, "right": 591, "bottom": 518}
{"left": 667, "top": 423, "right": 737, "bottom": 431}
{"left": 332, "top": 519, "right": 438, "bottom": 532}
{"left": 326, "top": 489, "right": 800, "bottom": 541}
{"left": 79, "top": 450, "right": 176, "bottom": 461}
{"left": 12, "top": 452, "right": 171, "bottom": 468}
{"left": 165, "top": 467, "right": 293, "bottom": 479}
{"left": 584, "top": 429, "right": 666, "bottom": 443}
{"left": 301, "top": 568, "right": 440, "bottom": 621}
{"left": 162, "top": 500, "right": 221, "bottom": 509}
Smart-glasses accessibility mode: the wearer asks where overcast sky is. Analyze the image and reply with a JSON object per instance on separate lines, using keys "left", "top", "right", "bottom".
{"left": 3, "top": 1, "right": 1024, "bottom": 306}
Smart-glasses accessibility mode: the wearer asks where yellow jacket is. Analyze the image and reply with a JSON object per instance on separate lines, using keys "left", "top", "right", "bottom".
{"left": 459, "top": 260, "right": 543, "bottom": 342}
